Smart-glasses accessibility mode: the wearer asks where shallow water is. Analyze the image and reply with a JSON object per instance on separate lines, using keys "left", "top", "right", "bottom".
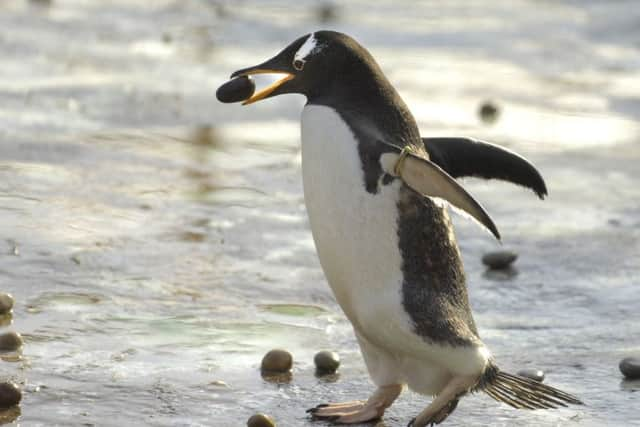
{"left": 1, "top": 1, "right": 639, "bottom": 426}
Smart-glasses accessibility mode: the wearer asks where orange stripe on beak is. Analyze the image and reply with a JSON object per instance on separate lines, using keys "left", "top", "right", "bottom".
{"left": 240, "top": 72, "right": 295, "bottom": 105}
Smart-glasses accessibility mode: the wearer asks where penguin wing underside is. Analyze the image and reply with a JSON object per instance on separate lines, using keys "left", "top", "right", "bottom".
{"left": 379, "top": 147, "right": 501, "bottom": 240}
{"left": 422, "top": 137, "right": 548, "bottom": 199}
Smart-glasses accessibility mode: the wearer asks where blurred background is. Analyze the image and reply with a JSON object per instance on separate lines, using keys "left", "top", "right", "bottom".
{"left": 0, "top": 0, "right": 639, "bottom": 426}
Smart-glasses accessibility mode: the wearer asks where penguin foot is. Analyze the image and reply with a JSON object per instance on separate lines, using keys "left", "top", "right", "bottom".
{"left": 307, "top": 400, "right": 365, "bottom": 417}
{"left": 411, "top": 375, "right": 476, "bottom": 427}
{"left": 308, "top": 384, "right": 402, "bottom": 424}
{"left": 408, "top": 399, "right": 459, "bottom": 426}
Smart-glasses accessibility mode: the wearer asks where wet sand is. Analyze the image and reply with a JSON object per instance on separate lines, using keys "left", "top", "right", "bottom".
{"left": 1, "top": 1, "right": 639, "bottom": 426}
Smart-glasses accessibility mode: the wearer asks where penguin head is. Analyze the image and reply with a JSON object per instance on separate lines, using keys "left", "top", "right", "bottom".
{"left": 231, "top": 31, "right": 376, "bottom": 104}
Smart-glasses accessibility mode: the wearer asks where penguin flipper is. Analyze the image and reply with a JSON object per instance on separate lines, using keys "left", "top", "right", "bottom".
{"left": 422, "top": 137, "right": 548, "bottom": 199}
{"left": 380, "top": 150, "right": 501, "bottom": 240}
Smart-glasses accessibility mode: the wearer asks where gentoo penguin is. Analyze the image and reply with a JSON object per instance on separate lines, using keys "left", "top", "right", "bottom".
{"left": 228, "top": 31, "right": 581, "bottom": 426}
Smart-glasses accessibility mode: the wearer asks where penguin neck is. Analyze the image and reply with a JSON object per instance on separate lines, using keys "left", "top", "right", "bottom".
{"left": 307, "top": 69, "right": 422, "bottom": 150}
{"left": 309, "top": 58, "right": 392, "bottom": 107}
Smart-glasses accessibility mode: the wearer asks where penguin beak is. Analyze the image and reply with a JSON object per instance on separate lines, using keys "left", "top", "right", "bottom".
{"left": 231, "top": 57, "right": 296, "bottom": 105}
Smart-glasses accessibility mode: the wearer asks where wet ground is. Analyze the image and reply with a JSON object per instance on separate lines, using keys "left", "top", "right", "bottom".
{"left": 1, "top": 0, "right": 639, "bottom": 426}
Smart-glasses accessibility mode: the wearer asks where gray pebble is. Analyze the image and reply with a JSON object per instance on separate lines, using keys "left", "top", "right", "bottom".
{"left": 261, "top": 349, "right": 292, "bottom": 373}
{"left": 620, "top": 357, "right": 640, "bottom": 380}
{"left": 314, "top": 350, "right": 340, "bottom": 374}
{"left": 216, "top": 76, "right": 255, "bottom": 104}
{"left": 482, "top": 250, "right": 518, "bottom": 270}
{"left": 478, "top": 100, "right": 500, "bottom": 124}
{"left": 316, "top": 3, "right": 338, "bottom": 23}
{"left": 0, "top": 382, "right": 21, "bottom": 408}
{"left": 0, "top": 294, "right": 13, "bottom": 315}
{"left": 0, "top": 332, "right": 23, "bottom": 352}
{"left": 517, "top": 369, "right": 545, "bottom": 382}
{"left": 247, "top": 413, "right": 275, "bottom": 427}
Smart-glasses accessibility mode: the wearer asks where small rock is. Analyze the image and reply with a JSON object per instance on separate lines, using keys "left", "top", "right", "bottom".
{"left": 620, "top": 357, "right": 640, "bottom": 380}
{"left": 316, "top": 3, "right": 338, "bottom": 23}
{"left": 209, "top": 380, "right": 229, "bottom": 388}
{"left": 0, "top": 294, "right": 13, "bottom": 315}
{"left": 0, "top": 332, "right": 23, "bottom": 352}
{"left": 247, "top": 413, "right": 275, "bottom": 427}
{"left": 478, "top": 100, "right": 500, "bottom": 124}
{"left": 216, "top": 76, "right": 255, "bottom": 104}
{"left": 608, "top": 218, "right": 621, "bottom": 227}
{"left": 314, "top": 350, "right": 340, "bottom": 374}
{"left": 517, "top": 369, "right": 545, "bottom": 382}
{"left": 482, "top": 250, "right": 518, "bottom": 270}
{"left": 0, "top": 382, "right": 21, "bottom": 408}
{"left": 261, "top": 349, "right": 292, "bottom": 373}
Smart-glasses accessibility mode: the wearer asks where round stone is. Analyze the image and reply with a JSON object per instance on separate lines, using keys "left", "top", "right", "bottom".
{"left": 316, "top": 3, "right": 338, "bottom": 23}
{"left": 0, "top": 332, "right": 23, "bottom": 352}
{"left": 517, "top": 369, "right": 545, "bottom": 382}
{"left": 482, "top": 250, "right": 518, "bottom": 270}
{"left": 261, "top": 349, "right": 292, "bottom": 373}
{"left": 478, "top": 100, "right": 500, "bottom": 124}
{"left": 314, "top": 350, "right": 340, "bottom": 374}
{"left": 0, "top": 382, "right": 21, "bottom": 408}
{"left": 0, "top": 294, "right": 14, "bottom": 315}
{"left": 247, "top": 413, "right": 275, "bottom": 427}
{"left": 216, "top": 76, "right": 255, "bottom": 103}
{"left": 620, "top": 357, "right": 640, "bottom": 380}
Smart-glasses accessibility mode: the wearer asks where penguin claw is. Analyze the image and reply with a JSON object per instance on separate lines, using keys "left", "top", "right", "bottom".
{"left": 310, "top": 413, "right": 340, "bottom": 422}
{"left": 306, "top": 403, "right": 329, "bottom": 414}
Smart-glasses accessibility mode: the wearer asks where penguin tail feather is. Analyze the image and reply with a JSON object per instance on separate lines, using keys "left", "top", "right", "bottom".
{"left": 479, "top": 366, "right": 583, "bottom": 410}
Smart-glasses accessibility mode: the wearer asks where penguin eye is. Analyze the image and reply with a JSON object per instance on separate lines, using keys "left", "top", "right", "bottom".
{"left": 293, "top": 59, "right": 305, "bottom": 71}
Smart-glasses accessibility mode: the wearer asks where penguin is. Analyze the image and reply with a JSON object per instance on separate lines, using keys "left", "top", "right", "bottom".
{"left": 229, "top": 31, "right": 581, "bottom": 426}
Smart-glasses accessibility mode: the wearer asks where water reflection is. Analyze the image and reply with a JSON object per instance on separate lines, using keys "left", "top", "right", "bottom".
{"left": 482, "top": 267, "right": 518, "bottom": 281}
{"left": 0, "top": 315, "right": 12, "bottom": 328}
{"left": 620, "top": 379, "right": 640, "bottom": 392}
{"left": 0, "top": 406, "right": 20, "bottom": 425}
{"left": 188, "top": 125, "right": 219, "bottom": 148}
{"left": 261, "top": 371, "right": 293, "bottom": 384}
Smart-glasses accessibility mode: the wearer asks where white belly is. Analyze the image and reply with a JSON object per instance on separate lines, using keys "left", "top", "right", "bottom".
{"left": 300, "top": 105, "right": 489, "bottom": 386}
{"left": 301, "top": 105, "right": 407, "bottom": 339}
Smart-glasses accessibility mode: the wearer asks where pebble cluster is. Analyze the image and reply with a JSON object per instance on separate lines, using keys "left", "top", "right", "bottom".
{"left": 249, "top": 348, "right": 342, "bottom": 425}
{"left": 251, "top": 250, "right": 639, "bottom": 423}
{"left": 0, "top": 293, "right": 22, "bottom": 409}
{"left": 247, "top": 297, "right": 640, "bottom": 426}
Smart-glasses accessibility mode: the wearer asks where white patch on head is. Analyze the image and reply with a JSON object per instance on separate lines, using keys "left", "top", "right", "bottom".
{"left": 293, "top": 33, "right": 325, "bottom": 69}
